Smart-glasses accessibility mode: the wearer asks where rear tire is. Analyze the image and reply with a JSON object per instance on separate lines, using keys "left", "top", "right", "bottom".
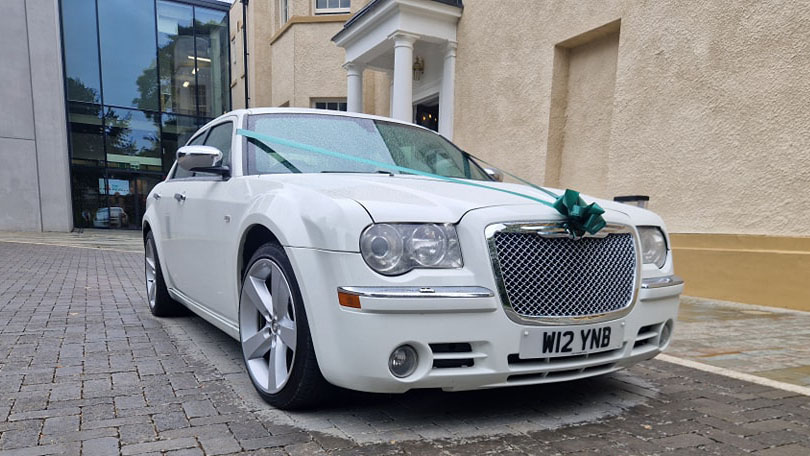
{"left": 144, "top": 232, "right": 183, "bottom": 317}
{"left": 239, "top": 243, "right": 330, "bottom": 410}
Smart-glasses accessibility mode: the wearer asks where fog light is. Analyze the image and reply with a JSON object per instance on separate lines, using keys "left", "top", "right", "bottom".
{"left": 659, "top": 320, "right": 673, "bottom": 349}
{"left": 388, "top": 345, "right": 418, "bottom": 378}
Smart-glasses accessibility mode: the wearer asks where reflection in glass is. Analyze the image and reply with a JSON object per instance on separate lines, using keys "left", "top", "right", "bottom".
{"left": 195, "top": 8, "right": 230, "bottom": 117}
{"left": 98, "top": 0, "right": 158, "bottom": 110}
{"left": 161, "top": 114, "right": 201, "bottom": 173}
{"left": 68, "top": 102, "right": 105, "bottom": 167}
{"left": 61, "top": 0, "right": 101, "bottom": 103}
{"left": 157, "top": 1, "right": 196, "bottom": 115}
{"left": 104, "top": 108, "right": 162, "bottom": 173}
{"left": 71, "top": 167, "right": 107, "bottom": 229}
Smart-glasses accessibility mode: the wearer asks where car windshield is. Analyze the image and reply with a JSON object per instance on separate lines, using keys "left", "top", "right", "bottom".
{"left": 244, "top": 113, "right": 491, "bottom": 181}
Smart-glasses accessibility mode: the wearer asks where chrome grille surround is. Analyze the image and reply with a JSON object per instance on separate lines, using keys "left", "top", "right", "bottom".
{"left": 485, "top": 222, "right": 641, "bottom": 326}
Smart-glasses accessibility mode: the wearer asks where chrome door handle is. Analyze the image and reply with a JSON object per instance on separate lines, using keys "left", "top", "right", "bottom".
{"left": 152, "top": 193, "right": 161, "bottom": 200}
{"left": 174, "top": 193, "right": 186, "bottom": 202}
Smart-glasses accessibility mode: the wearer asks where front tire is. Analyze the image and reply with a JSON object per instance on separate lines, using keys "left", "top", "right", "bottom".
{"left": 239, "top": 243, "right": 330, "bottom": 409}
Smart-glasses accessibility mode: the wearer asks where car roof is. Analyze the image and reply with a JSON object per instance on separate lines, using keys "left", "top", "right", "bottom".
{"left": 203, "top": 108, "right": 432, "bottom": 132}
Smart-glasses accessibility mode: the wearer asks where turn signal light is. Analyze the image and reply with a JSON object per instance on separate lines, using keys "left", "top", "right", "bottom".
{"left": 337, "top": 291, "right": 361, "bottom": 309}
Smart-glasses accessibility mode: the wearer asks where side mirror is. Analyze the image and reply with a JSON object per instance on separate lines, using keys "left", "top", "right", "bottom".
{"left": 177, "top": 145, "right": 229, "bottom": 177}
{"left": 484, "top": 167, "right": 504, "bottom": 182}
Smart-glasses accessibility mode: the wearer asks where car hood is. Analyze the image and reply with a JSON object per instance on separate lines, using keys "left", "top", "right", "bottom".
{"left": 258, "top": 173, "right": 632, "bottom": 223}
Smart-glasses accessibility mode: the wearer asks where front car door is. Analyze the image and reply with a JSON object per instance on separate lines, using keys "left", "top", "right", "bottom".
{"left": 170, "top": 117, "right": 246, "bottom": 322}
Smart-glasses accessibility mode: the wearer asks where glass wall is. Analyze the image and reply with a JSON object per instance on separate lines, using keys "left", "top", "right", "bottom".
{"left": 60, "top": 0, "right": 231, "bottom": 229}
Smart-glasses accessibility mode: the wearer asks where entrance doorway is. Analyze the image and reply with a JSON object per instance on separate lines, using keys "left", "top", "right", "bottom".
{"left": 414, "top": 96, "right": 439, "bottom": 131}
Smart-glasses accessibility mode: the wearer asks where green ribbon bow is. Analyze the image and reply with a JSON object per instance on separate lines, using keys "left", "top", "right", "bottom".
{"left": 236, "top": 128, "right": 607, "bottom": 237}
{"left": 552, "top": 189, "right": 607, "bottom": 238}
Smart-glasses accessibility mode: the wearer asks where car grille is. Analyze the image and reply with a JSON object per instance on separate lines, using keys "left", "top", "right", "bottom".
{"left": 490, "top": 228, "right": 637, "bottom": 320}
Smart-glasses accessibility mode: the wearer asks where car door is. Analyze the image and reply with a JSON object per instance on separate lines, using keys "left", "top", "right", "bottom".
{"left": 160, "top": 130, "right": 208, "bottom": 291}
{"left": 170, "top": 118, "right": 245, "bottom": 321}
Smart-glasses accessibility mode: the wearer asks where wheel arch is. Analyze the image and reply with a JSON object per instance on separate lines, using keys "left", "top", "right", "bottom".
{"left": 238, "top": 223, "right": 282, "bottom": 286}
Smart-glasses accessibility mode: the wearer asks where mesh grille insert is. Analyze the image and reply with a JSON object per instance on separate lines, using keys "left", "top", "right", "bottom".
{"left": 492, "top": 231, "right": 636, "bottom": 319}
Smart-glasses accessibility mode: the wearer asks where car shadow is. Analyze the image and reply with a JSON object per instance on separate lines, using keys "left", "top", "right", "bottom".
{"left": 164, "top": 310, "right": 653, "bottom": 438}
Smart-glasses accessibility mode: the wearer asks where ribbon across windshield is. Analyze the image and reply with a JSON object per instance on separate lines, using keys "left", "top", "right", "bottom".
{"left": 236, "top": 128, "right": 606, "bottom": 237}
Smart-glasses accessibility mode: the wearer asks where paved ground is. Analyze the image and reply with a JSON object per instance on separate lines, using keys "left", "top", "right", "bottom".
{"left": 669, "top": 298, "right": 810, "bottom": 387}
{"left": 0, "top": 230, "right": 143, "bottom": 253}
{"left": 1, "top": 241, "right": 809, "bottom": 455}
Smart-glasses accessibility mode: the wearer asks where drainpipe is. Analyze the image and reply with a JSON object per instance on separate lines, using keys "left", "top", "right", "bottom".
{"left": 241, "top": 0, "right": 250, "bottom": 108}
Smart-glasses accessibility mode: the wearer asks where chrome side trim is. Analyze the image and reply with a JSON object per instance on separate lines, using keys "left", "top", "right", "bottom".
{"left": 337, "top": 286, "right": 494, "bottom": 299}
{"left": 485, "top": 221, "right": 642, "bottom": 326}
{"left": 641, "top": 275, "right": 684, "bottom": 289}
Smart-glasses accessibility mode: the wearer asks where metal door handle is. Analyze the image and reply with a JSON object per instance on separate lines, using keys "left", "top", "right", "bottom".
{"left": 174, "top": 193, "right": 186, "bottom": 202}
{"left": 152, "top": 193, "right": 161, "bottom": 200}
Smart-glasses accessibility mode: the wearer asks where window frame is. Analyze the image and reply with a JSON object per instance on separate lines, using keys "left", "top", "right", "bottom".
{"left": 311, "top": 98, "right": 348, "bottom": 112}
{"left": 314, "top": 0, "right": 350, "bottom": 15}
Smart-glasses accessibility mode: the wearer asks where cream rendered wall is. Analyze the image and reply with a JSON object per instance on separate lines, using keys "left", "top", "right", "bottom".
{"left": 292, "top": 22, "right": 349, "bottom": 107}
{"left": 454, "top": 0, "right": 810, "bottom": 236}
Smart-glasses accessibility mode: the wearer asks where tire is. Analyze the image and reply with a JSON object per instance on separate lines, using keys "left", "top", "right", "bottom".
{"left": 144, "top": 232, "right": 183, "bottom": 317}
{"left": 239, "top": 243, "right": 330, "bottom": 410}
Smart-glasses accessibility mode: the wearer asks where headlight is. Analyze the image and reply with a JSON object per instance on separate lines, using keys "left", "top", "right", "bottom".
{"left": 638, "top": 226, "right": 668, "bottom": 268}
{"left": 360, "top": 223, "right": 463, "bottom": 275}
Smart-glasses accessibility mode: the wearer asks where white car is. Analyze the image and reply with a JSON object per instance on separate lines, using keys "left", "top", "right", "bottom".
{"left": 142, "top": 108, "right": 683, "bottom": 409}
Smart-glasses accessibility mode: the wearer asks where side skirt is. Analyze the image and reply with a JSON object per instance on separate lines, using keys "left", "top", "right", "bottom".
{"left": 168, "top": 288, "right": 240, "bottom": 340}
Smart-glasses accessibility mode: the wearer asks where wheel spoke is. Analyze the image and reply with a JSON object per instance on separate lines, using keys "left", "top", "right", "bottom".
{"left": 243, "top": 329, "right": 273, "bottom": 360}
{"left": 270, "top": 269, "right": 291, "bottom": 319}
{"left": 244, "top": 276, "right": 272, "bottom": 320}
{"left": 277, "top": 318, "right": 296, "bottom": 351}
{"left": 271, "top": 341, "right": 288, "bottom": 389}
{"left": 148, "top": 281, "right": 156, "bottom": 302}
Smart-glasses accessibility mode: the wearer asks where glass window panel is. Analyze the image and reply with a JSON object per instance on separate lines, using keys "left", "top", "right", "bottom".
{"left": 99, "top": 172, "right": 134, "bottom": 229}
{"left": 157, "top": 1, "right": 196, "bottom": 115}
{"left": 104, "top": 107, "right": 162, "bottom": 173}
{"left": 162, "top": 114, "right": 203, "bottom": 177}
{"left": 194, "top": 7, "right": 230, "bottom": 117}
{"left": 316, "top": 0, "right": 326, "bottom": 9}
{"left": 106, "top": 172, "right": 161, "bottom": 229}
{"left": 61, "top": 0, "right": 101, "bottom": 103}
{"left": 202, "top": 122, "right": 233, "bottom": 166}
{"left": 340, "top": 0, "right": 351, "bottom": 9}
{"left": 98, "top": 0, "right": 158, "bottom": 110}
{"left": 70, "top": 167, "right": 107, "bottom": 229}
{"left": 68, "top": 102, "right": 105, "bottom": 167}
{"left": 328, "top": 0, "right": 339, "bottom": 9}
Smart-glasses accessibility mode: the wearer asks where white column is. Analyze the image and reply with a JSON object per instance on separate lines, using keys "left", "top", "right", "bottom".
{"left": 344, "top": 62, "right": 364, "bottom": 113}
{"left": 390, "top": 32, "right": 418, "bottom": 122}
{"left": 439, "top": 41, "right": 457, "bottom": 140}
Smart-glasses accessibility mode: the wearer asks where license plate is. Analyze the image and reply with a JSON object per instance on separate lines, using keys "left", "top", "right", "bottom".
{"left": 518, "top": 322, "right": 624, "bottom": 359}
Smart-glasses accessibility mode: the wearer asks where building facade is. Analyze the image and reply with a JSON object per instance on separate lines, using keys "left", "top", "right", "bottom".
{"left": 233, "top": 0, "right": 810, "bottom": 311}
{"left": 0, "top": 0, "right": 233, "bottom": 232}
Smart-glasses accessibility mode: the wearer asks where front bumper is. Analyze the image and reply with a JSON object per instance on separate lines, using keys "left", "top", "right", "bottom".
{"left": 286, "top": 247, "right": 683, "bottom": 394}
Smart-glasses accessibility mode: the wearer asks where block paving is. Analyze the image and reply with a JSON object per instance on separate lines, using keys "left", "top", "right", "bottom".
{"left": 0, "top": 241, "right": 809, "bottom": 455}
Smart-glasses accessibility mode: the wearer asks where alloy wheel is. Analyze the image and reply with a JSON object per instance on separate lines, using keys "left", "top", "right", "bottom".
{"left": 240, "top": 258, "right": 298, "bottom": 394}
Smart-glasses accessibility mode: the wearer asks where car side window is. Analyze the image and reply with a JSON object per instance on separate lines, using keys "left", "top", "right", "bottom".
{"left": 172, "top": 132, "right": 207, "bottom": 179}
{"left": 203, "top": 122, "right": 233, "bottom": 167}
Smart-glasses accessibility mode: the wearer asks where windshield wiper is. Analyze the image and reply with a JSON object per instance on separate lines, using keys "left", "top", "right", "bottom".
{"left": 320, "top": 170, "right": 394, "bottom": 176}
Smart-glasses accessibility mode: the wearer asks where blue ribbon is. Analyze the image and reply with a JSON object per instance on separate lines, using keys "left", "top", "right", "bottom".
{"left": 236, "top": 128, "right": 606, "bottom": 236}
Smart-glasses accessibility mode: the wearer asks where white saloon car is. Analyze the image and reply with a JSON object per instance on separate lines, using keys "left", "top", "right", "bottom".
{"left": 142, "top": 108, "right": 683, "bottom": 409}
